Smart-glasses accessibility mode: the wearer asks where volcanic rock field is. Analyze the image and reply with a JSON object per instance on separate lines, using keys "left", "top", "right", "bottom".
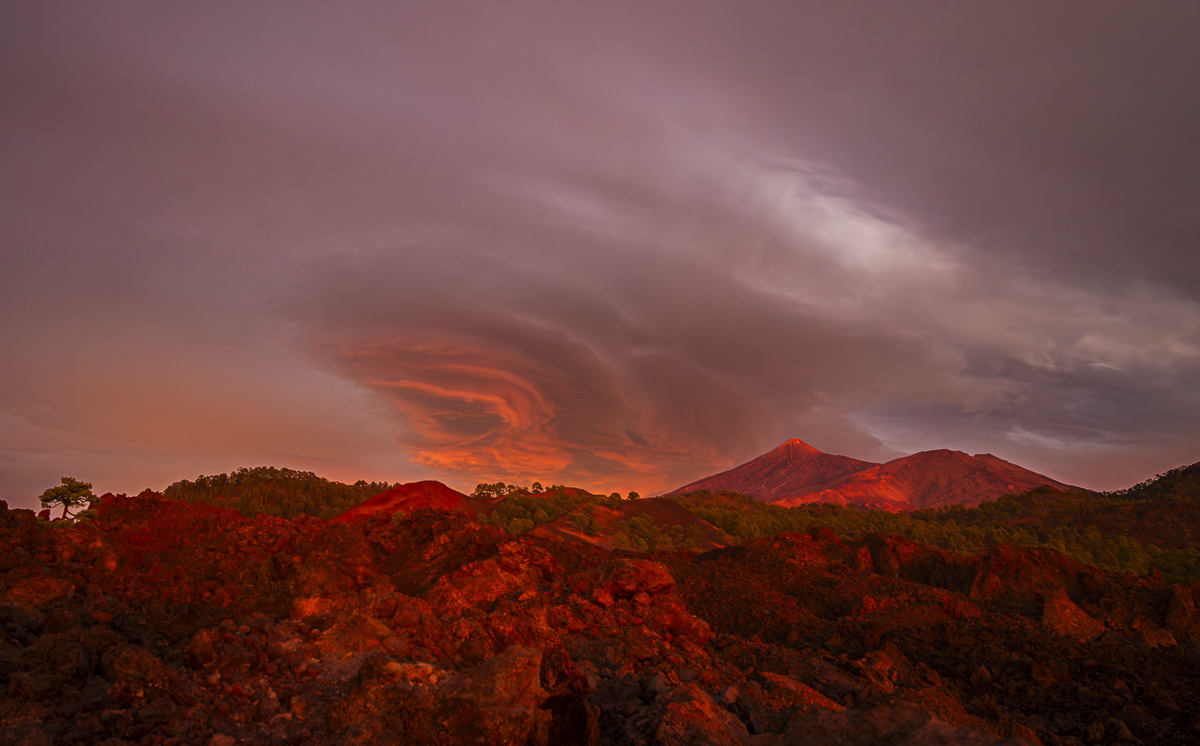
{"left": 2, "top": 485, "right": 1199, "bottom": 745}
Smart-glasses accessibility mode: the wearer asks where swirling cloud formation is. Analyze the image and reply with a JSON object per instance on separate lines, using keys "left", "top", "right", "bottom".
{"left": 3, "top": 2, "right": 1200, "bottom": 502}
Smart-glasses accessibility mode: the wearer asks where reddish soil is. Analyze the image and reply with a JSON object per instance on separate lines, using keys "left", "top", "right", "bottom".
{"left": 676, "top": 441, "right": 1069, "bottom": 511}
{"left": 2, "top": 491, "right": 1198, "bottom": 745}
{"left": 328, "top": 480, "right": 472, "bottom": 524}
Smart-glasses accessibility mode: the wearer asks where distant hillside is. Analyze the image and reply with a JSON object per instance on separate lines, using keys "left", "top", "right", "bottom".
{"left": 329, "top": 480, "right": 472, "bottom": 524}
{"left": 670, "top": 462, "right": 1200, "bottom": 583}
{"left": 672, "top": 438, "right": 1068, "bottom": 510}
{"left": 1107, "top": 461, "right": 1200, "bottom": 503}
{"left": 163, "top": 466, "right": 394, "bottom": 519}
{"left": 476, "top": 486, "right": 626, "bottom": 537}
{"left": 530, "top": 497, "right": 732, "bottom": 552}
{"left": 786, "top": 449, "right": 1073, "bottom": 510}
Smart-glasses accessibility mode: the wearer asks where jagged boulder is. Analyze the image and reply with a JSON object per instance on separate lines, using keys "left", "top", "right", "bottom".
{"left": 1040, "top": 588, "right": 1105, "bottom": 642}
{"left": 427, "top": 540, "right": 559, "bottom": 615}
{"left": 1165, "top": 584, "right": 1199, "bottom": 642}
{"left": 598, "top": 558, "right": 676, "bottom": 602}
{"left": 758, "top": 671, "right": 843, "bottom": 713}
{"left": 655, "top": 683, "right": 750, "bottom": 746}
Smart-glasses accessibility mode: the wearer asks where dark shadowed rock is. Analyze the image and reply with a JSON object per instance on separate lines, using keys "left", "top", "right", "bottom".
{"left": 7, "top": 671, "right": 60, "bottom": 700}
{"left": 969, "top": 545, "right": 1091, "bottom": 615}
{"left": 1165, "top": 584, "right": 1198, "bottom": 641}
{"left": 100, "top": 645, "right": 176, "bottom": 706}
{"left": 772, "top": 703, "right": 1030, "bottom": 745}
{"left": 433, "top": 645, "right": 552, "bottom": 744}
{"left": 327, "top": 645, "right": 551, "bottom": 744}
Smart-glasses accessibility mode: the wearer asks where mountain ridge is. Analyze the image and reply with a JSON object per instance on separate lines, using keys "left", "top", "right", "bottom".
{"left": 672, "top": 439, "right": 1070, "bottom": 511}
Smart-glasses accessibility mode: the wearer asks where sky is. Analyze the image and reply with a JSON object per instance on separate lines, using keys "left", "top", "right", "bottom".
{"left": 3, "top": 2, "right": 1200, "bottom": 509}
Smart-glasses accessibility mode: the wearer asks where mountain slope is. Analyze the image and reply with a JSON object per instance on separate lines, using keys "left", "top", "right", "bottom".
{"left": 329, "top": 480, "right": 471, "bottom": 524}
{"left": 675, "top": 439, "right": 1069, "bottom": 511}
{"left": 671, "top": 438, "right": 877, "bottom": 502}
{"left": 780, "top": 450, "right": 1072, "bottom": 510}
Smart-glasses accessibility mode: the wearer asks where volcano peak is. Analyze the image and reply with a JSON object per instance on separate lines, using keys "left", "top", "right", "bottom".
{"left": 773, "top": 437, "right": 823, "bottom": 458}
{"left": 671, "top": 438, "right": 877, "bottom": 502}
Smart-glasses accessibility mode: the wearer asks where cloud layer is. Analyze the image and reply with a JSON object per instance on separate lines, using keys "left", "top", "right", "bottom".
{"left": 3, "top": 2, "right": 1199, "bottom": 504}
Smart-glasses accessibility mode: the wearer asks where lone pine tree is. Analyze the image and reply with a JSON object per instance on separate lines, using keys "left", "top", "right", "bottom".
{"left": 39, "top": 476, "right": 95, "bottom": 519}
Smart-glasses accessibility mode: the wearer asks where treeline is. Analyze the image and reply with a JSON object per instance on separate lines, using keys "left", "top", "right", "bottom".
{"left": 475, "top": 487, "right": 702, "bottom": 552}
{"left": 609, "top": 514, "right": 707, "bottom": 553}
{"left": 473, "top": 481, "right": 639, "bottom": 501}
{"left": 163, "top": 467, "right": 395, "bottom": 519}
{"left": 670, "top": 466, "right": 1200, "bottom": 584}
{"left": 472, "top": 481, "right": 573, "bottom": 499}
{"left": 477, "top": 487, "right": 626, "bottom": 536}
{"left": 1102, "top": 462, "right": 1200, "bottom": 502}
{"left": 159, "top": 463, "right": 1200, "bottom": 581}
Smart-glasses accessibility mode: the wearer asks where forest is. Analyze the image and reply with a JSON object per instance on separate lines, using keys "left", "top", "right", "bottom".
{"left": 671, "top": 463, "right": 1200, "bottom": 584}
{"left": 162, "top": 466, "right": 396, "bottom": 519}
{"left": 156, "top": 463, "right": 1200, "bottom": 583}
{"left": 475, "top": 486, "right": 628, "bottom": 536}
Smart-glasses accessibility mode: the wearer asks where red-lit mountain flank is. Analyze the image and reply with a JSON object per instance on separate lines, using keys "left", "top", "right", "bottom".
{"left": 673, "top": 439, "right": 878, "bottom": 503}
{"left": 673, "top": 439, "right": 1070, "bottom": 511}
{"left": 789, "top": 450, "right": 1073, "bottom": 511}
{"left": 328, "top": 480, "right": 471, "bottom": 524}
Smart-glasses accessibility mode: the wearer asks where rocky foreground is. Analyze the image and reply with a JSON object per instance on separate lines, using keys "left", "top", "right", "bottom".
{"left": 2, "top": 494, "right": 1199, "bottom": 745}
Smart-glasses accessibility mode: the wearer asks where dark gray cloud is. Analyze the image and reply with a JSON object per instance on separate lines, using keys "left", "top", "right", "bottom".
{"left": 2, "top": 2, "right": 1199, "bottom": 506}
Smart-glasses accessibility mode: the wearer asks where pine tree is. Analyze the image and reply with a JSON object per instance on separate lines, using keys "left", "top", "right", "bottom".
{"left": 39, "top": 477, "right": 95, "bottom": 519}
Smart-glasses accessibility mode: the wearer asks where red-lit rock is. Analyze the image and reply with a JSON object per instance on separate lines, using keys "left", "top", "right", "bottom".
{"left": 599, "top": 558, "right": 676, "bottom": 600}
{"left": 1040, "top": 588, "right": 1105, "bottom": 642}
{"left": 328, "top": 480, "right": 472, "bottom": 524}
{"left": 1, "top": 486, "right": 1195, "bottom": 745}
{"left": 655, "top": 683, "right": 749, "bottom": 746}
